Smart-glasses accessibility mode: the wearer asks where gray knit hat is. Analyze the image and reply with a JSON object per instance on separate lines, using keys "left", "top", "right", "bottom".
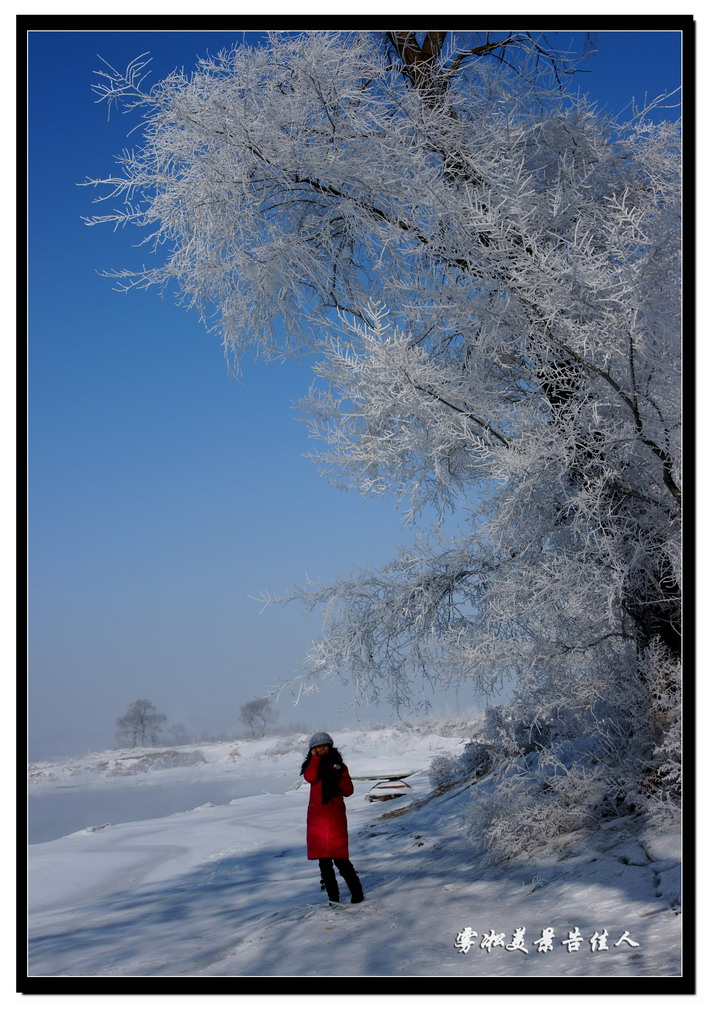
{"left": 308, "top": 731, "right": 334, "bottom": 750}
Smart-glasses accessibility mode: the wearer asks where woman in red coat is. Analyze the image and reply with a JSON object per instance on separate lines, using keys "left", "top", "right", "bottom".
{"left": 301, "top": 732, "right": 364, "bottom": 904}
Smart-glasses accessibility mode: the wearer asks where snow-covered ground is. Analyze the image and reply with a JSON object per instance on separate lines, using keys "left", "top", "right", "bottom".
{"left": 26, "top": 725, "right": 684, "bottom": 985}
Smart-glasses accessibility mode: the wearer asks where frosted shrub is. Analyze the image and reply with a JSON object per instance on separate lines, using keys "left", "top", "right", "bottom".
{"left": 429, "top": 739, "right": 495, "bottom": 789}
{"left": 480, "top": 707, "right": 522, "bottom": 758}
{"left": 463, "top": 741, "right": 495, "bottom": 777}
{"left": 640, "top": 638, "right": 681, "bottom": 815}
{"left": 429, "top": 754, "right": 462, "bottom": 789}
{"left": 538, "top": 756, "right": 608, "bottom": 813}
{"left": 468, "top": 767, "right": 599, "bottom": 864}
{"left": 483, "top": 704, "right": 555, "bottom": 757}
{"left": 648, "top": 717, "right": 681, "bottom": 810}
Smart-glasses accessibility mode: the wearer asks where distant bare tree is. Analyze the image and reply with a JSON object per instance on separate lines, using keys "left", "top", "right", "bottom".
{"left": 115, "top": 699, "right": 168, "bottom": 748}
{"left": 239, "top": 697, "right": 278, "bottom": 738}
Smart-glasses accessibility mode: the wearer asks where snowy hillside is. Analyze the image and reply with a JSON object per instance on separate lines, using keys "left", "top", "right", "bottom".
{"left": 26, "top": 722, "right": 683, "bottom": 984}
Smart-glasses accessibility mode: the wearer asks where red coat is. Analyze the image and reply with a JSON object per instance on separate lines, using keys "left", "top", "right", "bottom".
{"left": 304, "top": 752, "right": 354, "bottom": 859}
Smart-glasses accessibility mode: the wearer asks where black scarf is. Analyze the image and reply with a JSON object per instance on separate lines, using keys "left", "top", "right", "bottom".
{"left": 303, "top": 748, "right": 346, "bottom": 804}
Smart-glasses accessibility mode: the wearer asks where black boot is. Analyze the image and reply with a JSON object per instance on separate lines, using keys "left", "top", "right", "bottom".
{"left": 335, "top": 859, "right": 364, "bottom": 903}
{"left": 319, "top": 858, "right": 340, "bottom": 902}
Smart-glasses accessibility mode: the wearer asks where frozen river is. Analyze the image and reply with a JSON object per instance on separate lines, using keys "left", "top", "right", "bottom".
{"left": 28, "top": 773, "right": 293, "bottom": 845}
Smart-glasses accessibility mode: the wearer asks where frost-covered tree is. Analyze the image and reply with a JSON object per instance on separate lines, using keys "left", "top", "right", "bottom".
{"left": 239, "top": 696, "right": 278, "bottom": 737}
{"left": 85, "top": 31, "right": 681, "bottom": 811}
{"left": 115, "top": 699, "right": 168, "bottom": 748}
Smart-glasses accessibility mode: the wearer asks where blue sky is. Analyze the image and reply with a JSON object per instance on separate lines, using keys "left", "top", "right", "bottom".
{"left": 27, "top": 26, "right": 684, "bottom": 759}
